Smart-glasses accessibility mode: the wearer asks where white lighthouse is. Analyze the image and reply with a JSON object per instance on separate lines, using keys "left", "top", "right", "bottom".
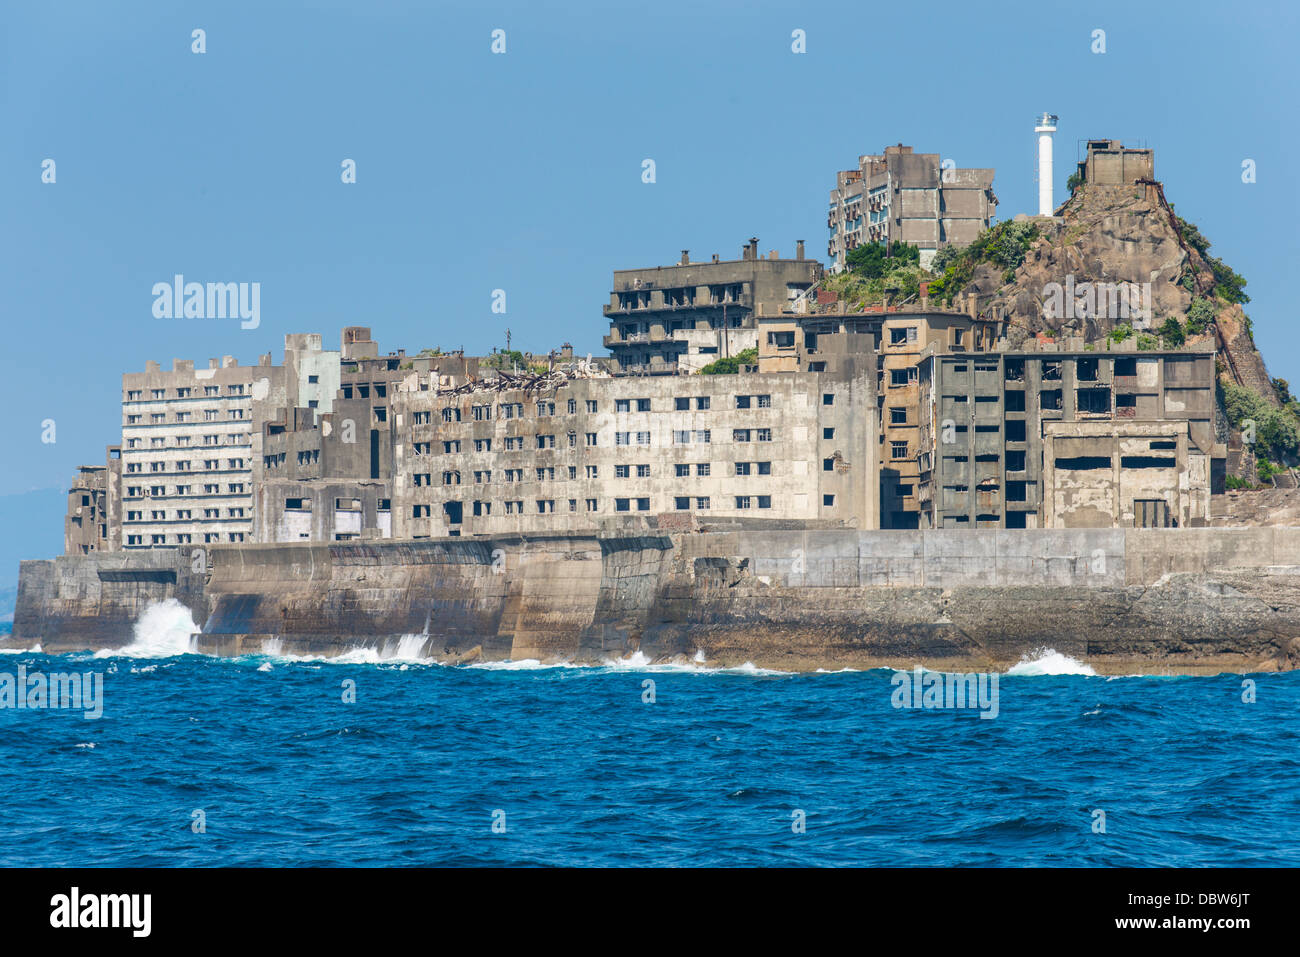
{"left": 1035, "top": 112, "right": 1058, "bottom": 216}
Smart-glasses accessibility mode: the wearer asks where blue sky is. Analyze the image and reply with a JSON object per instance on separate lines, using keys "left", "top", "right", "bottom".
{"left": 2, "top": 0, "right": 1297, "bottom": 578}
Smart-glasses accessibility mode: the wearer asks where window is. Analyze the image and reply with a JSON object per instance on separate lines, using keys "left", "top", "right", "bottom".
{"left": 757, "top": 429, "right": 771, "bottom": 442}
{"left": 1040, "top": 390, "right": 1063, "bottom": 411}
{"left": 675, "top": 496, "right": 691, "bottom": 510}
{"left": 615, "top": 498, "right": 630, "bottom": 512}
{"left": 695, "top": 463, "right": 710, "bottom": 477}
{"left": 586, "top": 465, "right": 599, "bottom": 479}
{"left": 567, "top": 466, "right": 577, "bottom": 480}
{"left": 695, "top": 430, "right": 711, "bottom": 444}
{"left": 473, "top": 404, "right": 492, "bottom": 421}
{"left": 695, "top": 396, "right": 711, "bottom": 410}
{"left": 673, "top": 430, "right": 691, "bottom": 444}
{"left": 537, "top": 401, "right": 555, "bottom": 416}
{"left": 890, "top": 407, "right": 907, "bottom": 425}
{"left": 823, "top": 393, "right": 834, "bottom": 405}
{"left": 636, "top": 431, "right": 650, "bottom": 445}
{"left": 891, "top": 442, "right": 908, "bottom": 459}
{"left": 536, "top": 434, "right": 555, "bottom": 449}
{"left": 636, "top": 464, "right": 651, "bottom": 478}
{"left": 757, "top": 462, "right": 771, "bottom": 475}
{"left": 1006, "top": 420, "right": 1026, "bottom": 443}
{"left": 616, "top": 432, "right": 630, "bottom": 446}
{"left": 586, "top": 432, "right": 598, "bottom": 446}
{"left": 736, "top": 395, "right": 751, "bottom": 409}
{"left": 696, "top": 497, "right": 710, "bottom": 510}
{"left": 757, "top": 496, "right": 771, "bottom": 509}
{"left": 824, "top": 458, "right": 835, "bottom": 471}
{"left": 616, "top": 465, "right": 630, "bottom": 479}
{"left": 733, "top": 429, "right": 751, "bottom": 442}
{"left": 585, "top": 499, "right": 598, "bottom": 512}
{"left": 676, "top": 397, "right": 690, "bottom": 411}
{"left": 443, "top": 440, "right": 461, "bottom": 453}
{"left": 504, "top": 437, "right": 523, "bottom": 450}
{"left": 536, "top": 500, "right": 555, "bottom": 514}
{"left": 736, "top": 462, "right": 751, "bottom": 476}
{"left": 823, "top": 494, "right": 835, "bottom": 507}
{"left": 636, "top": 498, "right": 649, "bottom": 511}
{"left": 616, "top": 399, "right": 631, "bottom": 413}
{"left": 735, "top": 496, "right": 752, "bottom": 509}
{"left": 475, "top": 439, "right": 492, "bottom": 453}
{"left": 675, "top": 464, "right": 689, "bottom": 477}
{"left": 637, "top": 399, "right": 651, "bottom": 412}
{"left": 586, "top": 400, "right": 598, "bottom": 413}
{"left": 1077, "top": 388, "right": 1111, "bottom": 414}
{"left": 823, "top": 427, "right": 834, "bottom": 440}
{"left": 567, "top": 399, "right": 577, "bottom": 414}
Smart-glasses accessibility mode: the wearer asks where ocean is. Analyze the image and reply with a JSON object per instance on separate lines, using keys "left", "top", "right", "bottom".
{"left": 1, "top": 600, "right": 1296, "bottom": 867}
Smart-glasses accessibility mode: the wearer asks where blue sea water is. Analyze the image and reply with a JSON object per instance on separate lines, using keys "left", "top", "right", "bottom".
{"left": 0, "top": 636, "right": 1297, "bottom": 867}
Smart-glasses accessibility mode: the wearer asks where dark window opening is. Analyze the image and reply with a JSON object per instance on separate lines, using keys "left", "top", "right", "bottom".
{"left": 1040, "top": 389, "right": 1063, "bottom": 411}
{"left": 1121, "top": 456, "right": 1176, "bottom": 469}
{"left": 1056, "top": 456, "right": 1111, "bottom": 470}
{"left": 1078, "top": 388, "right": 1111, "bottom": 413}
{"left": 1006, "top": 420, "right": 1026, "bottom": 443}
{"left": 1005, "top": 390, "right": 1025, "bottom": 412}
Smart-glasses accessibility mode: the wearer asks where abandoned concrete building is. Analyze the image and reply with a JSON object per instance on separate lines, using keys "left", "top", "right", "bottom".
{"left": 827, "top": 145, "right": 997, "bottom": 272}
{"left": 602, "top": 240, "right": 821, "bottom": 374}
{"left": 915, "top": 343, "right": 1221, "bottom": 529}
{"left": 1074, "top": 139, "right": 1155, "bottom": 187}
{"left": 389, "top": 361, "right": 877, "bottom": 538}
{"left": 64, "top": 464, "right": 109, "bottom": 555}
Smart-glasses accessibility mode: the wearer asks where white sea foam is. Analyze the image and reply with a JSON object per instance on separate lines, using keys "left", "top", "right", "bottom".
{"left": 463, "top": 658, "right": 552, "bottom": 671}
{"left": 262, "top": 634, "right": 434, "bottom": 666}
{"left": 95, "top": 599, "right": 199, "bottom": 658}
{"left": 1005, "top": 648, "right": 1097, "bottom": 677}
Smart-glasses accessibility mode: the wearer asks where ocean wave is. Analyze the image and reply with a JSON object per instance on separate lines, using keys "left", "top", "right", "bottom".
{"left": 1005, "top": 648, "right": 1097, "bottom": 677}
{"left": 93, "top": 599, "right": 198, "bottom": 659}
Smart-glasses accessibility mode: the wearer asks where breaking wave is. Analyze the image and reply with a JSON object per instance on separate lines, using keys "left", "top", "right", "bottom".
{"left": 95, "top": 599, "right": 199, "bottom": 659}
{"left": 1005, "top": 648, "right": 1097, "bottom": 677}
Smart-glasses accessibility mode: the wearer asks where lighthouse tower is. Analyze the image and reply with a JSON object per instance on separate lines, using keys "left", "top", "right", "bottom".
{"left": 1035, "top": 113, "right": 1058, "bottom": 216}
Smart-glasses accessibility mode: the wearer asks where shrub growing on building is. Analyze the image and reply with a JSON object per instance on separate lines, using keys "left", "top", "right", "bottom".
{"left": 699, "top": 347, "right": 757, "bottom": 375}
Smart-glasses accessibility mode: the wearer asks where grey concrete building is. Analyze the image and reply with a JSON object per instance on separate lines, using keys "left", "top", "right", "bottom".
{"left": 1074, "top": 139, "right": 1155, "bottom": 187}
{"left": 915, "top": 343, "right": 1221, "bottom": 529}
{"left": 827, "top": 144, "right": 997, "bottom": 272}
{"left": 64, "top": 465, "right": 108, "bottom": 555}
{"left": 117, "top": 335, "right": 337, "bottom": 550}
{"left": 389, "top": 361, "right": 878, "bottom": 538}
{"left": 603, "top": 240, "right": 821, "bottom": 374}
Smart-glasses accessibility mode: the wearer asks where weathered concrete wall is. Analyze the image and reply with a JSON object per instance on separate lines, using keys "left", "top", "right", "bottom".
{"left": 11, "top": 529, "right": 1300, "bottom": 672}
{"left": 11, "top": 549, "right": 205, "bottom": 651}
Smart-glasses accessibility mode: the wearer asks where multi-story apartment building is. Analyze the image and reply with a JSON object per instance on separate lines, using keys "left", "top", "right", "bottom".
{"left": 603, "top": 240, "right": 821, "bottom": 374}
{"left": 757, "top": 298, "right": 1000, "bottom": 527}
{"left": 116, "top": 335, "right": 336, "bottom": 549}
{"left": 387, "top": 361, "right": 877, "bottom": 538}
{"left": 915, "top": 344, "right": 1221, "bottom": 529}
{"left": 827, "top": 145, "right": 997, "bottom": 272}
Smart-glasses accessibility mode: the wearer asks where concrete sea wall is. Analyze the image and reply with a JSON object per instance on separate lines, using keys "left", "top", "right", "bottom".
{"left": 10, "top": 528, "right": 1300, "bottom": 673}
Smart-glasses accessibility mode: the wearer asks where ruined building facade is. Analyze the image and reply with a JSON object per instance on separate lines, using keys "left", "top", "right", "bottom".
{"left": 388, "top": 362, "right": 878, "bottom": 538}
{"left": 916, "top": 344, "right": 1220, "bottom": 529}
{"left": 603, "top": 240, "right": 821, "bottom": 374}
{"left": 827, "top": 145, "right": 997, "bottom": 272}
